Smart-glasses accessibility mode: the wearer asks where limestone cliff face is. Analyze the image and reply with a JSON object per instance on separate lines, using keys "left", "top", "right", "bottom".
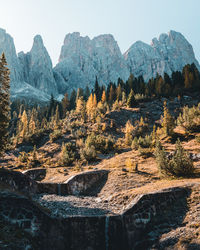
{"left": 0, "top": 28, "right": 199, "bottom": 102}
{"left": 19, "top": 35, "right": 58, "bottom": 96}
{"left": 0, "top": 28, "right": 23, "bottom": 87}
{"left": 54, "top": 32, "right": 130, "bottom": 91}
{"left": 124, "top": 30, "right": 200, "bottom": 81}
{"left": 0, "top": 29, "right": 50, "bottom": 103}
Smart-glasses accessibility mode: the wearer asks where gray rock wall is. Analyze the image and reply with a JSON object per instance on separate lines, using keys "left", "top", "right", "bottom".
{"left": 0, "top": 184, "right": 189, "bottom": 250}
{"left": 38, "top": 170, "right": 109, "bottom": 196}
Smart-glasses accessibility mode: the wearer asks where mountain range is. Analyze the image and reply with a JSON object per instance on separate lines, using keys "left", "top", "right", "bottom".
{"left": 0, "top": 28, "right": 199, "bottom": 103}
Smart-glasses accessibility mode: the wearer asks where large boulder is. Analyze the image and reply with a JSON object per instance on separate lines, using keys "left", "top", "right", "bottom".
{"left": 0, "top": 168, "right": 38, "bottom": 194}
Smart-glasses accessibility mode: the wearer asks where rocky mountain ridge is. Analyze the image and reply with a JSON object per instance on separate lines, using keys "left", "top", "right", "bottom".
{"left": 124, "top": 30, "right": 200, "bottom": 80}
{"left": 0, "top": 28, "right": 199, "bottom": 102}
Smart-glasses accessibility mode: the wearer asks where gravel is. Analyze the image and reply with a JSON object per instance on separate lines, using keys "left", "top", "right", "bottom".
{"left": 33, "top": 194, "right": 123, "bottom": 218}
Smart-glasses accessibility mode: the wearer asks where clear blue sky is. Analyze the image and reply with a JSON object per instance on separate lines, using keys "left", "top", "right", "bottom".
{"left": 1, "top": 0, "right": 199, "bottom": 65}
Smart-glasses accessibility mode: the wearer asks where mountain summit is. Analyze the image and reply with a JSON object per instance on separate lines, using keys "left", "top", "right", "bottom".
{"left": 124, "top": 30, "right": 200, "bottom": 80}
{"left": 0, "top": 29, "right": 199, "bottom": 102}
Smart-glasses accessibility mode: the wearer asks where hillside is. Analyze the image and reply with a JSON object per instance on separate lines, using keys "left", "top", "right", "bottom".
{"left": 1, "top": 93, "right": 200, "bottom": 248}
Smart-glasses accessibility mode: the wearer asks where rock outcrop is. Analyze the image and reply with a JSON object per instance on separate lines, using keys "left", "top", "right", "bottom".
{"left": 0, "top": 174, "right": 191, "bottom": 250}
{"left": 0, "top": 29, "right": 50, "bottom": 103}
{"left": 0, "top": 28, "right": 199, "bottom": 102}
{"left": 0, "top": 168, "right": 38, "bottom": 195}
{"left": 19, "top": 35, "right": 58, "bottom": 96}
{"left": 124, "top": 30, "right": 200, "bottom": 81}
{"left": 38, "top": 170, "right": 109, "bottom": 196}
{"left": 54, "top": 32, "right": 130, "bottom": 92}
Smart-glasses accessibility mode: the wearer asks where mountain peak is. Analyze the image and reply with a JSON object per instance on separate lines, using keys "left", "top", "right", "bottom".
{"left": 33, "top": 35, "right": 44, "bottom": 47}
{"left": 124, "top": 30, "right": 200, "bottom": 81}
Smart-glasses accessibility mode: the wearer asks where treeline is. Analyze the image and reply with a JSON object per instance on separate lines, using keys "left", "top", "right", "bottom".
{"left": 10, "top": 63, "right": 200, "bottom": 137}
{"left": 65, "top": 62, "right": 200, "bottom": 112}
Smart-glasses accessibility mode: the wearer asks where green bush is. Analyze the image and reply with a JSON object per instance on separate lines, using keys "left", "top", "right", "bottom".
{"left": 74, "top": 128, "right": 87, "bottom": 139}
{"left": 132, "top": 135, "right": 152, "bottom": 149}
{"left": 49, "top": 129, "right": 62, "bottom": 142}
{"left": 138, "top": 147, "right": 153, "bottom": 158}
{"left": 195, "top": 136, "right": 200, "bottom": 143}
{"left": 169, "top": 139, "right": 194, "bottom": 176}
{"left": 132, "top": 117, "right": 149, "bottom": 137}
{"left": 177, "top": 104, "right": 200, "bottom": 133}
{"left": 80, "top": 145, "right": 96, "bottom": 162}
{"left": 155, "top": 139, "right": 194, "bottom": 177}
{"left": 59, "top": 142, "right": 75, "bottom": 166}
{"left": 85, "top": 133, "right": 114, "bottom": 153}
{"left": 18, "top": 152, "right": 29, "bottom": 163}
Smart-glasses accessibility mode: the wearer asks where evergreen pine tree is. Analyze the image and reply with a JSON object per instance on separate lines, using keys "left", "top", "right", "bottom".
{"left": 20, "top": 110, "right": 28, "bottom": 138}
{"left": 76, "top": 97, "right": 86, "bottom": 121}
{"left": 101, "top": 90, "right": 107, "bottom": 104}
{"left": 69, "top": 89, "right": 77, "bottom": 110}
{"left": 93, "top": 93, "right": 97, "bottom": 108}
{"left": 84, "top": 86, "right": 90, "bottom": 101}
{"left": 116, "top": 84, "right": 122, "bottom": 101}
{"left": 76, "top": 88, "right": 84, "bottom": 104}
{"left": 108, "top": 85, "right": 115, "bottom": 104}
{"left": 86, "top": 93, "right": 93, "bottom": 120}
{"left": 162, "top": 101, "right": 175, "bottom": 136}
{"left": 127, "top": 89, "right": 136, "bottom": 108}
{"left": 0, "top": 53, "right": 10, "bottom": 153}
{"left": 122, "top": 91, "right": 127, "bottom": 105}
{"left": 170, "top": 139, "right": 194, "bottom": 176}
{"left": 94, "top": 76, "right": 100, "bottom": 102}
{"left": 61, "top": 93, "right": 70, "bottom": 118}
{"left": 54, "top": 105, "right": 60, "bottom": 129}
{"left": 29, "top": 111, "right": 36, "bottom": 134}
{"left": 127, "top": 73, "right": 134, "bottom": 91}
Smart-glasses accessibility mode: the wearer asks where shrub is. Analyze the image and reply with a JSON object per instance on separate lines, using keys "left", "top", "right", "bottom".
{"left": 59, "top": 142, "right": 75, "bottom": 166}
{"left": 29, "top": 145, "right": 40, "bottom": 167}
{"left": 85, "top": 133, "right": 96, "bottom": 148}
{"left": 161, "top": 101, "right": 175, "bottom": 136}
{"left": 134, "top": 94, "right": 147, "bottom": 101}
{"left": 127, "top": 89, "right": 136, "bottom": 108}
{"left": 177, "top": 104, "right": 200, "bottom": 133}
{"left": 169, "top": 139, "right": 194, "bottom": 176}
{"left": 65, "top": 142, "right": 76, "bottom": 151}
{"left": 125, "top": 158, "right": 136, "bottom": 172}
{"left": 112, "top": 100, "right": 121, "bottom": 111}
{"left": 132, "top": 135, "right": 152, "bottom": 150}
{"left": 195, "top": 136, "right": 200, "bottom": 143}
{"left": 74, "top": 128, "right": 87, "bottom": 139}
{"left": 155, "top": 139, "right": 194, "bottom": 177}
{"left": 138, "top": 147, "right": 153, "bottom": 158}
{"left": 18, "top": 152, "right": 29, "bottom": 163}
{"left": 49, "top": 129, "right": 62, "bottom": 142}
{"left": 80, "top": 145, "right": 96, "bottom": 162}
{"left": 85, "top": 133, "right": 114, "bottom": 153}
{"left": 131, "top": 117, "right": 149, "bottom": 138}
{"left": 125, "top": 120, "right": 134, "bottom": 146}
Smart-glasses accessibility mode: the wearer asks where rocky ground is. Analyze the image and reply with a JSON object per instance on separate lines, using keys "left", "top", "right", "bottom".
{"left": 1, "top": 97, "right": 200, "bottom": 249}
{"left": 33, "top": 194, "right": 122, "bottom": 217}
{"left": 138, "top": 184, "right": 200, "bottom": 249}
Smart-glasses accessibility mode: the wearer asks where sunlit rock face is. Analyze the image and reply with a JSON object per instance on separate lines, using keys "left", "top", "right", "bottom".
{"left": 0, "top": 28, "right": 199, "bottom": 103}
{"left": 54, "top": 32, "right": 130, "bottom": 91}
{"left": 0, "top": 28, "right": 23, "bottom": 87}
{"left": 19, "top": 35, "right": 58, "bottom": 96}
{"left": 0, "top": 29, "right": 50, "bottom": 103}
{"left": 124, "top": 30, "right": 200, "bottom": 81}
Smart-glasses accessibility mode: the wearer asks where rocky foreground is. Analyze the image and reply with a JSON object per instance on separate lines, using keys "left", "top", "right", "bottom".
{"left": 0, "top": 167, "right": 200, "bottom": 249}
